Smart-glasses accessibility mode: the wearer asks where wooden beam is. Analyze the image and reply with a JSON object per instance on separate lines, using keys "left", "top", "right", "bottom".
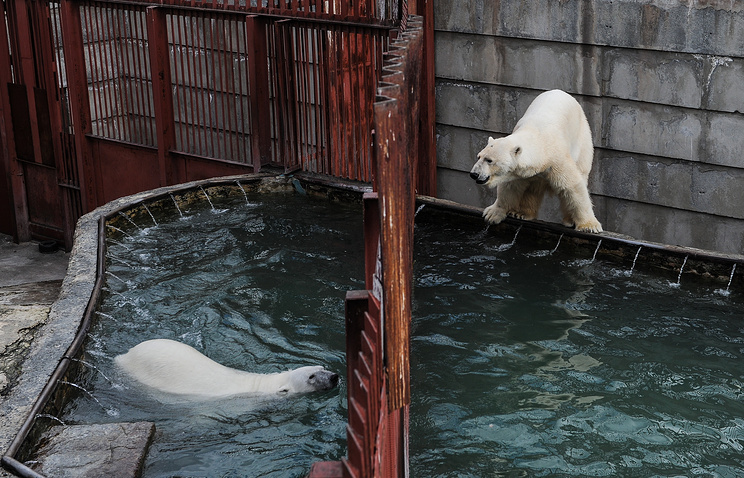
{"left": 60, "top": 0, "right": 97, "bottom": 211}
{"left": 146, "top": 6, "right": 176, "bottom": 186}
{"left": 246, "top": 15, "right": 271, "bottom": 170}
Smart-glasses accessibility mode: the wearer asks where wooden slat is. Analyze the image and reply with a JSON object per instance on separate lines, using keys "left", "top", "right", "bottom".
{"left": 373, "top": 94, "right": 411, "bottom": 410}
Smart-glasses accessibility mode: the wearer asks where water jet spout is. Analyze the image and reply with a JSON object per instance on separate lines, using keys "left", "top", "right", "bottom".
{"left": 36, "top": 414, "right": 66, "bottom": 426}
{"left": 415, "top": 204, "right": 425, "bottom": 217}
{"left": 675, "top": 255, "right": 688, "bottom": 286}
{"left": 629, "top": 246, "right": 642, "bottom": 275}
{"left": 58, "top": 381, "right": 118, "bottom": 417}
{"left": 550, "top": 233, "right": 564, "bottom": 255}
{"left": 590, "top": 240, "right": 602, "bottom": 263}
{"left": 200, "top": 185, "right": 216, "bottom": 210}
{"left": 495, "top": 224, "right": 522, "bottom": 252}
{"left": 118, "top": 212, "right": 142, "bottom": 231}
{"left": 169, "top": 193, "right": 184, "bottom": 217}
{"left": 142, "top": 203, "right": 158, "bottom": 226}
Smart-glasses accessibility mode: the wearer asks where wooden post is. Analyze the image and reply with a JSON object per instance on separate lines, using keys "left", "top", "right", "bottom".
{"left": 419, "top": 2, "right": 436, "bottom": 196}
{"left": 246, "top": 15, "right": 271, "bottom": 170}
{"left": 0, "top": 0, "right": 25, "bottom": 241}
{"left": 147, "top": 6, "right": 176, "bottom": 186}
{"left": 60, "top": 0, "right": 97, "bottom": 211}
{"left": 373, "top": 96, "right": 412, "bottom": 412}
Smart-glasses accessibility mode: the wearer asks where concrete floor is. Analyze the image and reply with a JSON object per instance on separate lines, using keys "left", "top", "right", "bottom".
{"left": 0, "top": 234, "right": 69, "bottom": 390}
{"left": 0, "top": 234, "right": 70, "bottom": 477}
{"left": 0, "top": 177, "right": 188, "bottom": 477}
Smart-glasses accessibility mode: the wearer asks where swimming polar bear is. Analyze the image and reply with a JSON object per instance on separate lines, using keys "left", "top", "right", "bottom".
{"left": 469, "top": 89, "right": 602, "bottom": 233}
{"left": 115, "top": 339, "right": 339, "bottom": 400}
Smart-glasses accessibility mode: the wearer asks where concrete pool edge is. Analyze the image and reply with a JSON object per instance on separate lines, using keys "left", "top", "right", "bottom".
{"left": 2, "top": 172, "right": 743, "bottom": 477}
{"left": 417, "top": 195, "right": 744, "bottom": 282}
{"left": 0, "top": 173, "right": 277, "bottom": 477}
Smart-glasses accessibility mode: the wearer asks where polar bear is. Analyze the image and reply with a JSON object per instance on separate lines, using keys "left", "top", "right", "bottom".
{"left": 115, "top": 339, "right": 339, "bottom": 400}
{"left": 469, "top": 89, "right": 602, "bottom": 233}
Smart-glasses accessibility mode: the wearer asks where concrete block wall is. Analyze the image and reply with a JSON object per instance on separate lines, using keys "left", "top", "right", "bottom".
{"left": 434, "top": 0, "right": 744, "bottom": 255}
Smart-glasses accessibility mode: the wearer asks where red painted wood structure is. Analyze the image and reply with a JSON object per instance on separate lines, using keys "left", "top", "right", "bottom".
{"left": 0, "top": 0, "right": 435, "bottom": 251}
{"left": 306, "top": 16, "right": 423, "bottom": 478}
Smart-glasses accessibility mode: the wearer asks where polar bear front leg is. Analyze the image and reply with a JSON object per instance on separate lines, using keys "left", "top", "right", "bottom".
{"left": 483, "top": 201, "right": 508, "bottom": 224}
{"left": 483, "top": 180, "right": 528, "bottom": 224}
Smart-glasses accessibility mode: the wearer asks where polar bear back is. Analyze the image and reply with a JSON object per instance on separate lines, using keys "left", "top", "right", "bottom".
{"left": 115, "top": 339, "right": 276, "bottom": 398}
{"left": 514, "top": 89, "right": 593, "bottom": 173}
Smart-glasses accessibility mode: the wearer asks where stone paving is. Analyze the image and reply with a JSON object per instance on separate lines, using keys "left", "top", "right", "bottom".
{"left": 0, "top": 234, "right": 69, "bottom": 477}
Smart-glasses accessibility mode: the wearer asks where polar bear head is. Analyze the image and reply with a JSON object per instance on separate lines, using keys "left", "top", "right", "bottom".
{"left": 276, "top": 366, "right": 339, "bottom": 395}
{"left": 470, "top": 136, "right": 523, "bottom": 188}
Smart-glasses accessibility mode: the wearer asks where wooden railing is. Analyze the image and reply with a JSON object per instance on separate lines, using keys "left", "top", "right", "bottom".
{"left": 307, "top": 16, "right": 423, "bottom": 478}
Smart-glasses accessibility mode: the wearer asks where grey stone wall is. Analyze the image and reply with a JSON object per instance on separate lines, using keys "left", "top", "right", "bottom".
{"left": 434, "top": 0, "right": 744, "bottom": 255}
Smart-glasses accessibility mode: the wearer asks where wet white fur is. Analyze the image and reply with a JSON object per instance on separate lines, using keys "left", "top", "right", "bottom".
{"left": 470, "top": 89, "right": 602, "bottom": 233}
{"left": 115, "top": 339, "right": 335, "bottom": 400}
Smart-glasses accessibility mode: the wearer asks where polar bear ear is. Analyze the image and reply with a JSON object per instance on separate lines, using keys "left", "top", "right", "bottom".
{"left": 488, "top": 136, "right": 495, "bottom": 144}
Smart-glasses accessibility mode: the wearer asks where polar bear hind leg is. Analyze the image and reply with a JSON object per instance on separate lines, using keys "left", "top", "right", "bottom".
{"left": 556, "top": 179, "right": 602, "bottom": 233}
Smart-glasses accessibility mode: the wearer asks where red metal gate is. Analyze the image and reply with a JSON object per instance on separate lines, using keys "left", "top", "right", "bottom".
{"left": 0, "top": 0, "right": 82, "bottom": 248}
{"left": 0, "top": 0, "right": 433, "bottom": 251}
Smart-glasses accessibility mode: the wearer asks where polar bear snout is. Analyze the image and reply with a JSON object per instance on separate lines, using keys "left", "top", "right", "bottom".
{"left": 309, "top": 370, "right": 339, "bottom": 391}
{"left": 470, "top": 160, "right": 490, "bottom": 185}
{"left": 286, "top": 365, "right": 340, "bottom": 394}
{"left": 470, "top": 170, "right": 488, "bottom": 185}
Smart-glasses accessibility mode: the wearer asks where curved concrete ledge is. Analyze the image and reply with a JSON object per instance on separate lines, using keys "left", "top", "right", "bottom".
{"left": 1, "top": 173, "right": 277, "bottom": 475}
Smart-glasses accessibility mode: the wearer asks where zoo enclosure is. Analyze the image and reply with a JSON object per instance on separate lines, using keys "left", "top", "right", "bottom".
{"left": 0, "top": 0, "right": 431, "bottom": 476}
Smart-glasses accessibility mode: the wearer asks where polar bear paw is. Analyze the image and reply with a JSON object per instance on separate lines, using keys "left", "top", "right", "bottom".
{"left": 507, "top": 211, "right": 526, "bottom": 220}
{"left": 483, "top": 204, "right": 507, "bottom": 224}
{"left": 576, "top": 219, "right": 603, "bottom": 233}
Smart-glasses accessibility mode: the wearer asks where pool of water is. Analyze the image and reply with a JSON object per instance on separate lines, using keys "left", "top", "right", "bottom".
{"left": 70, "top": 192, "right": 364, "bottom": 477}
{"left": 411, "top": 210, "right": 744, "bottom": 477}
{"left": 59, "top": 191, "right": 744, "bottom": 477}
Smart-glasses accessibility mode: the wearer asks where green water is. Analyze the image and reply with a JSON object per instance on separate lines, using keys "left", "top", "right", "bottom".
{"left": 62, "top": 192, "right": 743, "bottom": 477}
{"left": 411, "top": 211, "right": 744, "bottom": 477}
{"left": 76, "top": 192, "right": 363, "bottom": 477}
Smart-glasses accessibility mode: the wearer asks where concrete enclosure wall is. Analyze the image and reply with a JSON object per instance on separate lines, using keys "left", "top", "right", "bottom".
{"left": 434, "top": 0, "right": 744, "bottom": 255}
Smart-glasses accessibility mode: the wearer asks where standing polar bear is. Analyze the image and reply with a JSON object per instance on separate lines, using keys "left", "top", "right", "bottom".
{"left": 469, "top": 89, "right": 602, "bottom": 233}
{"left": 115, "top": 339, "right": 339, "bottom": 401}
